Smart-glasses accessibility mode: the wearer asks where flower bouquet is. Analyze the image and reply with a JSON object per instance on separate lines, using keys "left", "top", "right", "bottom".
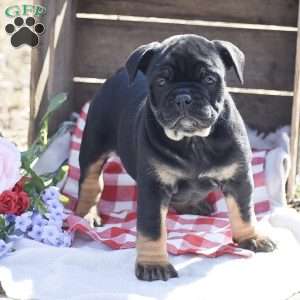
{"left": 0, "top": 93, "right": 72, "bottom": 258}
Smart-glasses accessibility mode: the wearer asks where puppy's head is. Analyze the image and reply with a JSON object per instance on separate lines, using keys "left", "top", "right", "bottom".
{"left": 126, "top": 34, "right": 244, "bottom": 141}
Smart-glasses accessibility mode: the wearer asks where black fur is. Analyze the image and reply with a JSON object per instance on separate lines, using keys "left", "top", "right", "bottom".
{"left": 79, "top": 34, "right": 264, "bottom": 280}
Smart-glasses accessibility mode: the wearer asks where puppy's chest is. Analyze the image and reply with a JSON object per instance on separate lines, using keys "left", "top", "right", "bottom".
{"left": 153, "top": 159, "right": 239, "bottom": 187}
{"left": 151, "top": 139, "right": 240, "bottom": 186}
{"left": 197, "top": 162, "right": 239, "bottom": 182}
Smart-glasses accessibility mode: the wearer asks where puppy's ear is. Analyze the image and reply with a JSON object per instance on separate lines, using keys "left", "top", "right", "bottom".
{"left": 126, "top": 41, "right": 161, "bottom": 84}
{"left": 213, "top": 40, "right": 245, "bottom": 84}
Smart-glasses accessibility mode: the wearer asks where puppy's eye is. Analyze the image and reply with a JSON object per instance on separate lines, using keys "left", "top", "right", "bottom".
{"left": 157, "top": 78, "right": 167, "bottom": 87}
{"left": 205, "top": 75, "right": 217, "bottom": 85}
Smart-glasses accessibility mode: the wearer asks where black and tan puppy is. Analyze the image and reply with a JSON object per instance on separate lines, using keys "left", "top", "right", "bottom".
{"left": 76, "top": 34, "right": 276, "bottom": 281}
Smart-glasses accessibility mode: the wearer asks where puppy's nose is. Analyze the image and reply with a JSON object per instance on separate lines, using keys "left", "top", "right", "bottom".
{"left": 175, "top": 94, "right": 192, "bottom": 108}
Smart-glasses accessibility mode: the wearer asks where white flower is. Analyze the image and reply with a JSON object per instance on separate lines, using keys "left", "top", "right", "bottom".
{"left": 41, "top": 225, "right": 60, "bottom": 245}
{"left": 0, "top": 138, "right": 21, "bottom": 193}
{"left": 15, "top": 213, "right": 32, "bottom": 232}
{"left": 28, "top": 225, "right": 43, "bottom": 242}
{"left": 0, "top": 240, "right": 13, "bottom": 258}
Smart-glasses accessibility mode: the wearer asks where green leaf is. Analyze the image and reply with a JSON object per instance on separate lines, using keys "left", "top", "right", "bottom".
{"left": 28, "top": 190, "right": 47, "bottom": 215}
{"left": 0, "top": 216, "right": 8, "bottom": 240}
{"left": 6, "top": 223, "right": 15, "bottom": 235}
{"left": 40, "top": 93, "right": 68, "bottom": 125}
{"left": 36, "top": 200, "right": 48, "bottom": 215}
{"left": 23, "top": 166, "right": 45, "bottom": 193}
{"left": 0, "top": 215, "right": 5, "bottom": 228}
{"left": 22, "top": 93, "right": 68, "bottom": 164}
{"left": 52, "top": 165, "right": 68, "bottom": 186}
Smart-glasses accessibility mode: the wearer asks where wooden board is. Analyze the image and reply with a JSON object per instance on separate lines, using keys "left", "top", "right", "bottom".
{"left": 29, "top": 0, "right": 77, "bottom": 142}
{"left": 74, "top": 19, "right": 296, "bottom": 91}
{"left": 288, "top": 1, "right": 300, "bottom": 200}
{"left": 73, "top": 82, "right": 292, "bottom": 132}
{"left": 77, "top": 0, "right": 298, "bottom": 27}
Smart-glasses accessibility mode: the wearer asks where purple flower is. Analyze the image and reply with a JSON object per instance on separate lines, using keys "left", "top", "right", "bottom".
{"left": 15, "top": 212, "right": 32, "bottom": 232}
{"left": 31, "top": 213, "right": 47, "bottom": 227}
{"left": 51, "top": 210, "right": 66, "bottom": 221}
{"left": 0, "top": 239, "right": 13, "bottom": 258}
{"left": 28, "top": 225, "right": 43, "bottom": 242}
{"left": 47, "top": 199, "right": 64, "bottom": 214}
{"left": 41, "top": 225, "right": 60, "bottom": 245}
{"left": 46, "top": 213, "right": 63, "bottom": 228}
{"left": 52, "top": 232, "right": 72, "bottom": 247}
{"left": 21, "top": 211, "right": 33, "bottom": 218}
{"left": 54, "top": 239, "right": 64, "bottom": 247}
{"left": 5, "top": 214, "right": 15, "bottom": 224}
{"left": 41, "top": 186, "right": 60, "bottom": 203}
{"left": 62, "top": 232, "right": 72, "bottom": 247}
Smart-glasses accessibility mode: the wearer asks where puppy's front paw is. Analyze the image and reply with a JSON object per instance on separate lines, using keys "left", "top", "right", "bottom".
{"left": 238, "top": 236, "right": 276, "bottom": 252}
{"left": 79, "top": 205, "right": 102, "bottom": 228}
{"left": 84, "top": 211, "right": 102, "bottom": 228}
{"left": 135, "top": 262, "right": 178, "bottom": 281}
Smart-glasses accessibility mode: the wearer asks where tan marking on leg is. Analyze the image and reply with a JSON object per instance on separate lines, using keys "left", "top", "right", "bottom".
{"left": 136, "top": 207, "right": 168, "bottom": 265}
{"left": 76, "top": 158, "right": 106, "bottom": 218}
{"left": 226, "top": 196, "right": 257, "bottom": 242}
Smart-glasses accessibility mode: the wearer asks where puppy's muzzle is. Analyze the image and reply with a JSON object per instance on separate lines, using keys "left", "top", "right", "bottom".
{"left": 174, "top": 94, "right": 214, "bottom": 127}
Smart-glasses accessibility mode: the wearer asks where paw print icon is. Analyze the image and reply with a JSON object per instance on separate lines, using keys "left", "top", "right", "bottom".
{"left": 5, "top": 16, "right": 45, "bottom": 48}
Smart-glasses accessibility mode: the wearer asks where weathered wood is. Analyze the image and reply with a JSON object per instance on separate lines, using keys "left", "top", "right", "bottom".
{"left": 29, "top": 0, "right": 53, "bottom": 143}
{"left": 29, "top": 0, "right": 77, "bottom": 143}
{"left": 298, "top": 132, "right": 300, "bottom": 176}
{"left": 288, "top": 2, "right": 300, "bottom": 200}
{"left": 74, "top": 19, "right": 296, "bottom": 91}
{"left": 73, "top": 81, "right": 292, "bottom": 132}
{"left": 233, "top": 94, "right": 292, "bottom": 133}
{"left": 73, "top": 82, "right": 98, "bottom": 112}
{"left": 77, "top": 0, "right": 298, "bottom": 27}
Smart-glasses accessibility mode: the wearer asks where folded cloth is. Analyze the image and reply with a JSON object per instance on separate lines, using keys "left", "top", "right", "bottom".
{"left": 62, "top": 102, "right": 274, "bottom": 257}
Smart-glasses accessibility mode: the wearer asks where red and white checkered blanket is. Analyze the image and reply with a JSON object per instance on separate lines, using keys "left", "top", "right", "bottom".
{"left": 63, "top": 102, "right": 271, "bottom": 257}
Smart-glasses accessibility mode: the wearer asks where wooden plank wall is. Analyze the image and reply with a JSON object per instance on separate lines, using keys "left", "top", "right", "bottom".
{"left": 72, "top": 0, "right": 298, "bottom": 132}
{"left": 30, "top": 0, "right": 300, "bottom": 196}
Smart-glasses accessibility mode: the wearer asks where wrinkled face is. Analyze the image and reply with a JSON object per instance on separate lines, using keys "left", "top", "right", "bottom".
{"left": 147, "top": 41, "right": 226, "bottom": 140}
{"left": 126, "top": 35, "right": 244, "bottom": 141}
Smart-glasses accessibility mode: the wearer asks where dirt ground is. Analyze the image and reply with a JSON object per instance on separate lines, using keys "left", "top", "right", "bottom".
{"left": 0, "top": 0, "right": 32, "bottom": 151}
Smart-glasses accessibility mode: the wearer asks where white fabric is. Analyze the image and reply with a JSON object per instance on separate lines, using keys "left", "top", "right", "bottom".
{"left": 1, "top": 126, "right": 300, "bottom": 300}
{"left": 247, "top": 126, "right": 291, "bottom": 207}
{"left": 0, "top": 215, "right": 300, "bottom": 300}
{"left": 33, "top": 122, "right": 74, "bottom": 176}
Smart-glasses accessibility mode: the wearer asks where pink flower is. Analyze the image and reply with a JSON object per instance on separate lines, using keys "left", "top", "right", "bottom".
{"left": 0, "top": 138, "right": 21, "bottom": 193}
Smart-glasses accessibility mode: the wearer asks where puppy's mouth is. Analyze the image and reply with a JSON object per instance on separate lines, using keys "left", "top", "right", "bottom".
{"left": 164, "top": 117, "right": 212, "bottom": 141}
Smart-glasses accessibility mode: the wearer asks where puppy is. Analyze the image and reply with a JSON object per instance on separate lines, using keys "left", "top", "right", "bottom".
{"left": 76, "top": 34, "right": 276, "bottom": 281}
